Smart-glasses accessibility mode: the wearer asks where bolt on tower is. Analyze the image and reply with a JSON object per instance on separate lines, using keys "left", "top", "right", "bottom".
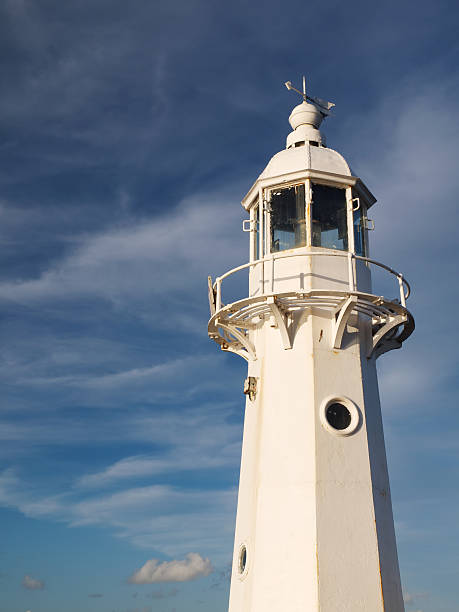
{"left": 207, "top": 79, "right": 414, "bottom": 612}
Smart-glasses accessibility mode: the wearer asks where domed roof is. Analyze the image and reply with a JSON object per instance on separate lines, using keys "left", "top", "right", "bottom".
{"left": 258, "top": 143, "right": 352, "bottom": 182}
{"left": 242, "top": 141, "right": 375, "bottom": 210}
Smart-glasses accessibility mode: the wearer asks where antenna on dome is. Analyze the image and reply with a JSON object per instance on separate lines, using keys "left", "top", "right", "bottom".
{"left": 285, "top": 76, "right": 336, "bottom": 116}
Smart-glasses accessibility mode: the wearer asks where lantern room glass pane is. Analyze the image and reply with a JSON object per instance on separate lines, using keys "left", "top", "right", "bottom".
{"left": 353, "top": 205, "right": 366, "bottom": 256}
{"left": 270, "top": 184, "right": 306, "bottom": 252}
{"left": 311, "top": 184, "right": 348, "bottom": 251}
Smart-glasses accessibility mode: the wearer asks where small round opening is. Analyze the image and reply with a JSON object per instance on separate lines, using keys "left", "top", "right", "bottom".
{"left": 238, "top": 545, "right": 247, "bottom": 574}
{"left": 325, "top": 402, "right": 352, "bottom": 430}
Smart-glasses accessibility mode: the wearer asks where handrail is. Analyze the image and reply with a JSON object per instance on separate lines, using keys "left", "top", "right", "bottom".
{"left": 213, "top": 250, "right": 410, "bottom": 312}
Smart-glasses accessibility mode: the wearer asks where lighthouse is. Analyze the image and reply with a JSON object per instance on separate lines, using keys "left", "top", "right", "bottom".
{"left": 207, "top": 79, "right": 414, "bottom": 612}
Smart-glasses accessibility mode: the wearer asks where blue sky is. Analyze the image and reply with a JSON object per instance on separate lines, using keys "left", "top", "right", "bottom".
{"left": 0, "top": 0, "right": 458, "bottom": 611}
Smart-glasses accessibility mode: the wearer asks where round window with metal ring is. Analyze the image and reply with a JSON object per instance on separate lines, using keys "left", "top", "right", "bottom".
{"left": 320, "top": 396, "right": 360, "bottom": 436}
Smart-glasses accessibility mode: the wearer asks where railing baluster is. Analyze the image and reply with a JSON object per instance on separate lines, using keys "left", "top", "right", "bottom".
{"left": 347, "top": 252, "right": 355, "bottom": 292}
{"left": 261, "top": 258, "right": 265, "bottom": 295}
{"left": 398, "top": 275, "right": 406, "bottom": 307}
{"left": 216, "top": 278, "right": 222, "bottom": 311}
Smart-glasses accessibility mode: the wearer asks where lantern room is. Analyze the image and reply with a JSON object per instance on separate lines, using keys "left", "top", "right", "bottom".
{"left": 243, "top": 102, "right": 376, "bottom": 263}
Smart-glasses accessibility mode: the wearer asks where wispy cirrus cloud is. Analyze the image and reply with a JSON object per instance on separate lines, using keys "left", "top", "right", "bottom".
{"left": 0, "top": 464, "right": 237, "bottom": 562}
{"left": 0, "top": 195, "right": 245, "bottom": 306}
{"left": 76, "top": 441, "right": 240, "bottom": 489}
{"left": 15, "top": 355, "right": 213, "bottom": 390}
{"left": 0, "top": 394, "right": 242, "bottom": 470}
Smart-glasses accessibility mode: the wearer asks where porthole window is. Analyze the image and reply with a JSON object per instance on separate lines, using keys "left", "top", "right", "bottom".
{"left": 238, "top": 545, "right": 247, "bottom": 574}
{"left": 320, "top": 396, "right": 360, "bottom": 436}
{"left": 326, "top": 402, "right": 352, "bottom": 430}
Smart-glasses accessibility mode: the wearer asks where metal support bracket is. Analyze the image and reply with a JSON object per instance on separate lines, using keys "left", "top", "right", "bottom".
{"left": 267, "top": 296, "right": 292, "bottom": 350}
{"left": 372, "top": 338, "right": 402, "bottom": 359}
{"left": 217, "top": 321, "right": 257, "bottom": 361}
{"left": 224, "top": 345, "right": 252, "bottom": 362}
{"left": 332, "top": 295, "right": 357, "bottom": 349}
{"left": 368, "top": 314, "right": 407, "bottom": 358}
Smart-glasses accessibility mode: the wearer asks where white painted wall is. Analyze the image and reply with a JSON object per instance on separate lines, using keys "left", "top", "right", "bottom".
{"left": 228, "top": 255, "right": 404, "bottom": 611}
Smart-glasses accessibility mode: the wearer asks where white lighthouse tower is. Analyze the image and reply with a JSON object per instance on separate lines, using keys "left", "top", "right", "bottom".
{"left": 208, "top": 78, "right": 414, "bottom": 612}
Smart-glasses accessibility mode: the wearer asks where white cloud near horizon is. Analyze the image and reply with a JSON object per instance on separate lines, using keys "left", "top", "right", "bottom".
{"left": 22, "top": 574, "right": 45, "bottom": 590}
{"left": 128, "top": 553, "right": 213, "bottom": 584}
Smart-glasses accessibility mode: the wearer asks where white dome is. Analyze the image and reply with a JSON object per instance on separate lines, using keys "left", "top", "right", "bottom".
{"left": 258, "top": 143, "right": 351, "bottom": 181}
{"left": 288, "top": 101, "right": 324, "bottom": 130}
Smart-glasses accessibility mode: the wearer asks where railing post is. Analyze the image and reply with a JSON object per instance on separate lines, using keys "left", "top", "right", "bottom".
{"left": 398, "top": 275, "right": 406, "bottom": 307}
{"left": 347, "top": 252, "right": 355, "bottom": 292}
{"left": 260, "top": 258, "right": 265, "bottom": 296}
{"left": 216, "top": 278, "right": 222, "bottom": 311}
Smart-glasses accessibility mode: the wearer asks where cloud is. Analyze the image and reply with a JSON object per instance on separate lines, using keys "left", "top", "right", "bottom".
{"left": 128, "top": 553, "right": 213, "bottom": 584}
{"left": 342, "top": 74, "right": 459, "bottom": 310}
{"left": 22, "top": 574, "right": 44, "bottom": 590}
{"left": 0, "top": 395, "right": 242, "bottom": 471}
{"left": 0, "top": 192, "right": 247, "bottom": 415}
{"left": 0, "top": 195, "right": 245, "bottom": 308}
{"left": 0, "top": 468, "right": 237, "bottom": 562}
{"left": 403, "top": 591, "right": 428, "bottom": 605}
{"left": 376, "top": 350, "right": 454, "bottom": 416}
{"left": 18, "top": 354, "right": 214, "bottom": 392}
{"left": 76, "top": 448, "right": 238, "bottom": 488}
{"left": 75, "top": 413, "right": 241, "bottom": 488}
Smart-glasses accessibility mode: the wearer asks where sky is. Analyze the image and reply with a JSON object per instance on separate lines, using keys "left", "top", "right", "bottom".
{"left": 0, "top": 0, "right": 458, "bottom": 611}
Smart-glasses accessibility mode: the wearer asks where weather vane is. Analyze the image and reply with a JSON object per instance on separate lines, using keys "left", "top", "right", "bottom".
{"left": 285, "top": 76, "right": 335, "bottom": 116}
